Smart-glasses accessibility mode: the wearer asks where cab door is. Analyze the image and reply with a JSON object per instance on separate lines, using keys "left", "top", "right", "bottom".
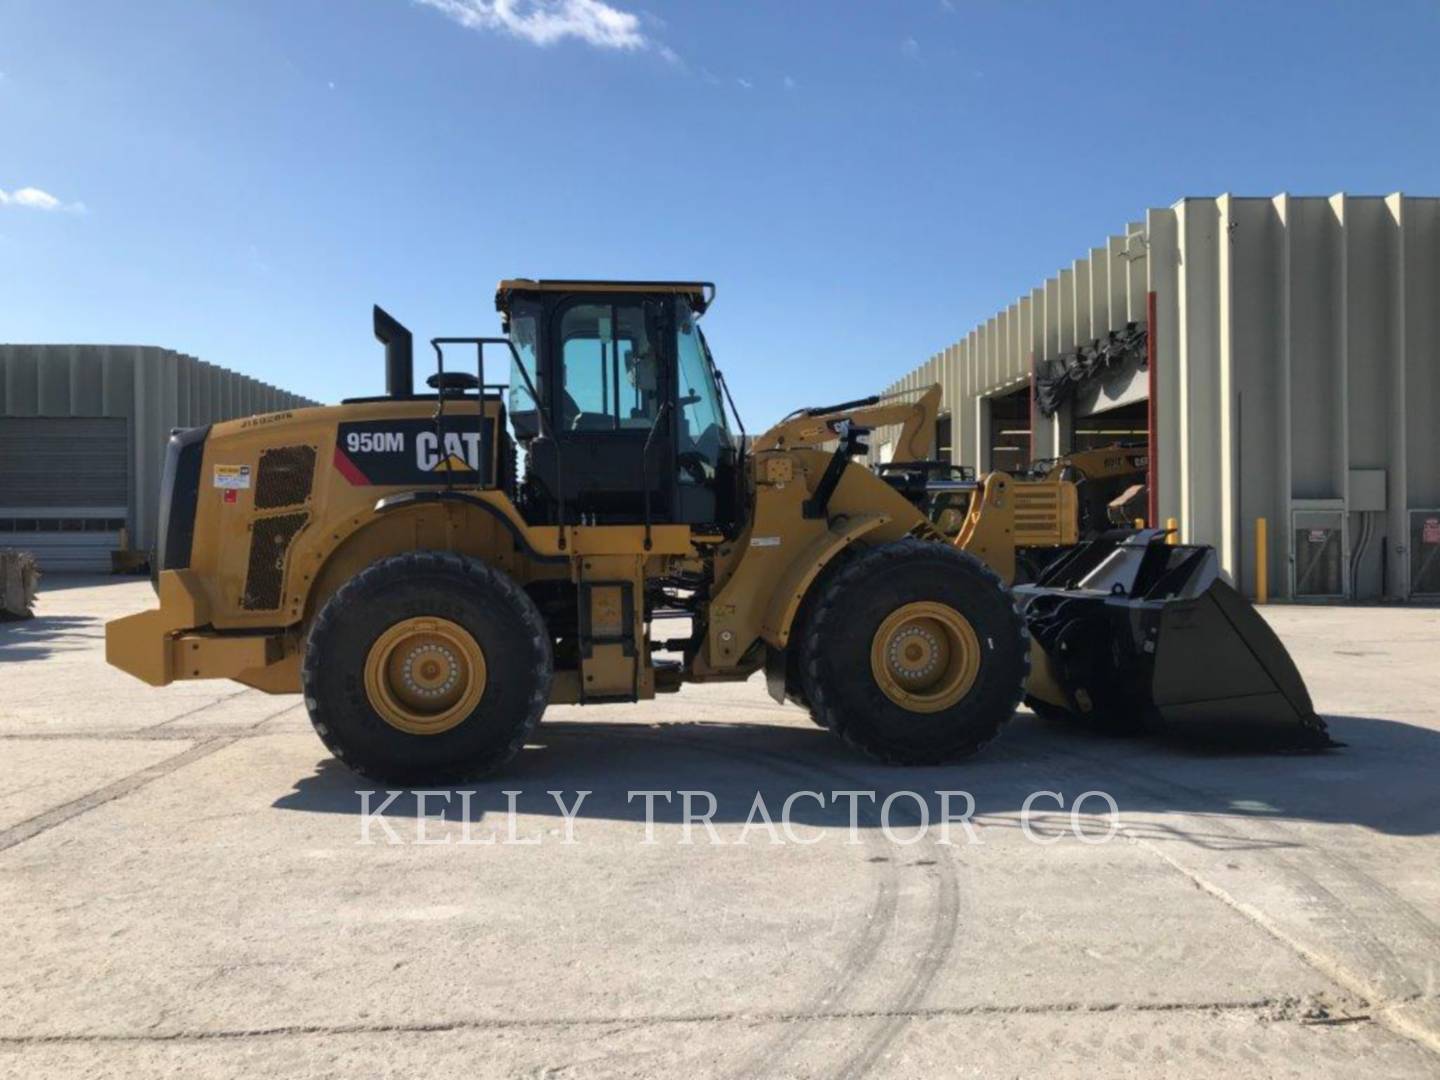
{"left": 542, "top": 295, "right": 675, "bottom": 524}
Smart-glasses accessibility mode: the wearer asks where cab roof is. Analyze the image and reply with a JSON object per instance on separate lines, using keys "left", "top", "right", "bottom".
{"left": 495, "top": 279, "right": 714, "bottom": 315}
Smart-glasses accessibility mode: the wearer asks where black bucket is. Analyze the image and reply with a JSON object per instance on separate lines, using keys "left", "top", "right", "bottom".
{"left": 1014, "top": 530, "right": 1336, "bottom": 750}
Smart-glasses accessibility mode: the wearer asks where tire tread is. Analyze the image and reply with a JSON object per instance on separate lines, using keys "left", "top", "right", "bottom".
{"left": 800, "top": 538, "right": 1029, "bottom": 764}
{"left": 301, "top": 550, "right": 551, "bottom": 783}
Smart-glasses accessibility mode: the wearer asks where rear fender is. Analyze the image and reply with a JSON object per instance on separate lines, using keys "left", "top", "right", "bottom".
{"left": 302, "top": 495, "right": 542, "bottom": 626}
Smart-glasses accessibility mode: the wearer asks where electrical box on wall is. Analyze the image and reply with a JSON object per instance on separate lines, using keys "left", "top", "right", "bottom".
{"left": 1291, "top": 508, "right": 1346, "bottom": 600}
{"left": 1347, "top": 470, "right": 1387, "bottom": 513}
{"left": 1410, "top": 511, "right": 1440, "bottom": 598}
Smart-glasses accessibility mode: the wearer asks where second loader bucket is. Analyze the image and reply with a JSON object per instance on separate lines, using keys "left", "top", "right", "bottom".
{"left": 1014, "top": 530, "right": 1336, "bottom": 750}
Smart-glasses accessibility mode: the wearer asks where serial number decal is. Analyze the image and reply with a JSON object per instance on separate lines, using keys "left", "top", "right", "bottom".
{"left": 333, "top": 418, "right": 494, "bottom": 487}
{"left": 240, "top": 411, "right": 295, "bottom": 429}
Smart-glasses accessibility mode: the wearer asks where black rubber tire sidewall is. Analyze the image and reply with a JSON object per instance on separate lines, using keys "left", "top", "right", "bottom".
{"left": 785, "top": 544, "right": 862, "bottom": 729}
{"left": 802, "top": 539, "right": 1028, "bottom": 764}
{"left": 302, "top": 550, "right": 552, "bottom": 784}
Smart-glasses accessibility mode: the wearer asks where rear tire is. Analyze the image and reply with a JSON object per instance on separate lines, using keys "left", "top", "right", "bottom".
{"left": 800, "top": 539, "right": 1028, "bottom": 764}
{"left": 302, "top": 551, "right": 552, "bottom": 784}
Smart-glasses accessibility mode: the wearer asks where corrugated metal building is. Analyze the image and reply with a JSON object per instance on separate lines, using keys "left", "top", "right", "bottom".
{"left": 0, "top": 345, "right": 316, "bottom": 571}
{"left": 877, "top": 193, "right": 1440, "bottom": 603}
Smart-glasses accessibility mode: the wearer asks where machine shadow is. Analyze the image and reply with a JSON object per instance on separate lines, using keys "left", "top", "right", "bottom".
{"left": 272, "top": 709, "right": 1440, "bottom": 841}
{"left": 0, "top": 614, "right": 99, "bottom": 662}
{"left": 34, "top": 573, "right": 134, "bottom": 594}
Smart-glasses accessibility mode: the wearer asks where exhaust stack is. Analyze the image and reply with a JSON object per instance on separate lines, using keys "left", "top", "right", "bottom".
{"left": 373, "top": 305, "right": 413, "bottom": 397}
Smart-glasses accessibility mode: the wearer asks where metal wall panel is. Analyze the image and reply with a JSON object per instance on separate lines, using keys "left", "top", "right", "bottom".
{"left": 0, "top": 417, "right": 128, "bottom": 507}
{"left": 881, "top": 191, "right": 1440, "bottom": 600}
{"left": 0, "top": 344, "right": 317, "bottom": 560}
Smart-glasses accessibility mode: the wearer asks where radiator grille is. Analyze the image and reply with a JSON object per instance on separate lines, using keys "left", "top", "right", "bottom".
{"left": 242, "top": 512, "right": 308, "bottom": 610}
{"left": 1013, "top": 480, "right": 1078, "bottom": 546}
{"left": 254, "top": 445, "right": 316, "bottom": 510}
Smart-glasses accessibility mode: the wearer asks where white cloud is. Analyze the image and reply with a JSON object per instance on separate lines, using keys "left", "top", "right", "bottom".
{"left": 736, "top": 77, "right": 753, "bottom": 90}
{"left": 416, "top": 0, "right": 650, "bottom": 50}
{"left": 0, "top": 186, "right": 85, "bottom": 213}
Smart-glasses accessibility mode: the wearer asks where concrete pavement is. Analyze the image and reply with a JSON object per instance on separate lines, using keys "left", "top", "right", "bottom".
{"left": 1, "top": 578, "right": 1438, "bottom": 1078}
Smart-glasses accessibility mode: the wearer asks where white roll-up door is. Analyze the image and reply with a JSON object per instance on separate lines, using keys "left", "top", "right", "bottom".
{"left": 0, "top": 418, "right": 130, "bottom": 572}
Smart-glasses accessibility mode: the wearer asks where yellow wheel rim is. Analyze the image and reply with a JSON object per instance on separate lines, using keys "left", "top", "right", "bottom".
{"left": 869, "top": 601, "right": 982, "bottom": 713}
{"left": 363, "top": 616, "right": 486, "bottom": 736}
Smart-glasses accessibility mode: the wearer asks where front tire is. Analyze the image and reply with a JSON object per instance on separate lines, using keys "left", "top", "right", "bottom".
{"left": 302, "top": 551, "right": 552, "bottom": 784}
{"left": 785, "top": 546, "right": 861, "bottom": 729}
{"left": 800, "top": 539, "right": 1028, "bottom": 764}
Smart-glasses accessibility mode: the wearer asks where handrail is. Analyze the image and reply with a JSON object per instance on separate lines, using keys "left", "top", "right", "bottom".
{"left": 640, "top": 400, "right": 672, "bottom": 552}
{"left": 429, "top": 335, "right": 569, "bottom": 549}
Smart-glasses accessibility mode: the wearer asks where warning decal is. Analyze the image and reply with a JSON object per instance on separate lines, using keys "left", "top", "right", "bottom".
{"left": 213, "top": 464, "right": 252, "bottom": 490}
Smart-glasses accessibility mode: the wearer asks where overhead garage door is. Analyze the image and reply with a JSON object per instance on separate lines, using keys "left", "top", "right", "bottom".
{"left": 0, "top": 417, "right": 130, "bottom": 572}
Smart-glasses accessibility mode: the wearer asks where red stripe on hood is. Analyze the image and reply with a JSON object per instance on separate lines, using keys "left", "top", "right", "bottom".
{"left": 332, "top": 445, "right": 370, "bottom": 486}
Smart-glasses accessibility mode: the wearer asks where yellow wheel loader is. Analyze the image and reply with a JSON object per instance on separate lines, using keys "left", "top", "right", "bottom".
{"left": 898, "top": 445, "right": 1149, "bottom": 581}
{"left": 105, "top": 279, "right": 1329, "bottom": 781}
{"left": 1021, "top": 444, "right": 1150, "bottom": 536}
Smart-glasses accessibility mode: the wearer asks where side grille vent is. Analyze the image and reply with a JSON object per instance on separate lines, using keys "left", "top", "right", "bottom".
{"left": 1012, "top": 481, "right": 1077, "bottom": 546}
{"left": 255, "top": 445, "right": 317, "bottom": 510}
{"left": 242, "top": 512, "right": 309, "bottom": 610}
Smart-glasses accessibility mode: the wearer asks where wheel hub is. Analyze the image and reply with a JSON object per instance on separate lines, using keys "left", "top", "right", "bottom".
{"left": 363, "top": 617, "right": 487, "bottom": 736}
{"left": 870, "top": 601, "right": 981, "bottom": 713}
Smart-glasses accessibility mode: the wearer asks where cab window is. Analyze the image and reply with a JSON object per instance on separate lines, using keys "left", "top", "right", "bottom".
{"left": 675, "top": 299, "right": 732, "bottom": 481}
{"left": 558, "top": 303, "right": 660, "bottom": 432}
{"left": 507, "top": 297, "right": 543, "bottom": 439}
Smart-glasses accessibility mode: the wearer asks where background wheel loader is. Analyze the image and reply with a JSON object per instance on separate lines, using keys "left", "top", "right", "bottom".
{"left": 105, "top": 279, "right": 1328, "bottom": 782}
{"left": 899, "top": 443, "right": 1149, "bottom": 582}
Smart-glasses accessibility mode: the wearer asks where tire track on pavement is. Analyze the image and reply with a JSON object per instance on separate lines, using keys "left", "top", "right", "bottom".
{"left": 542, "top": 725, "right": 907, "bottom": 1080}
{"left": 0, "top": 702, "right": 302, "bottom": 854}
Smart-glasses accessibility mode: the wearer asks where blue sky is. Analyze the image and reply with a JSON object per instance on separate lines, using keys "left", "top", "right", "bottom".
{"left": 3, "top": 0, "right": 1438, "bottom": 426}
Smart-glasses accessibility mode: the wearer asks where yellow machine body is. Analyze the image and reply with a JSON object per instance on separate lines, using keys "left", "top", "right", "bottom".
{"left": 107, "top": 395, "right": 960, "bottom": 700}
{"left": 104, "top": 279, "right": 1108, "bottom": 778}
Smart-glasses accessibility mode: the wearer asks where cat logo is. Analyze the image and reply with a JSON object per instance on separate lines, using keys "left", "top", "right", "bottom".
{"left": 334, "top": 418, "right": 492, "bottom": 486}
{"left": 416, "top": 430, "right": 482, "bottom": 473}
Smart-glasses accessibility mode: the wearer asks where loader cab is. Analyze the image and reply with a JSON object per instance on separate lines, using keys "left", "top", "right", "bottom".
{"left": 496, "top": 280, "right": 742, "bottom": 532}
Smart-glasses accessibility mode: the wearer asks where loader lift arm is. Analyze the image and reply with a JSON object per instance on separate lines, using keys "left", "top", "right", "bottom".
{"left": 753, "top": 385, "right": 941, "bottom": 461}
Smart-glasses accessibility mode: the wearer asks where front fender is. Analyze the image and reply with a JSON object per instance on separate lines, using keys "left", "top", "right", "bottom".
{"left": 759, "top": 513, "right": 888, "bottom": 649}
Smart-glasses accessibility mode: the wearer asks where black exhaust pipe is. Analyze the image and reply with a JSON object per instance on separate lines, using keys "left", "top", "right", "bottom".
{"left": 373, "top": 305, "right": 413, "bottom": 397}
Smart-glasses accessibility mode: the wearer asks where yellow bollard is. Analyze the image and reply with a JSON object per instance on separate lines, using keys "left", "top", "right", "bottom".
{"left": 1134, "top": 517, "right": 1145, "bottom": 530}
{"left": 1256, "top": 517, "right": 1268, "bottom": 604}
{"left": 1165, "top": 517, "right": 1178, "bottom": 545}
